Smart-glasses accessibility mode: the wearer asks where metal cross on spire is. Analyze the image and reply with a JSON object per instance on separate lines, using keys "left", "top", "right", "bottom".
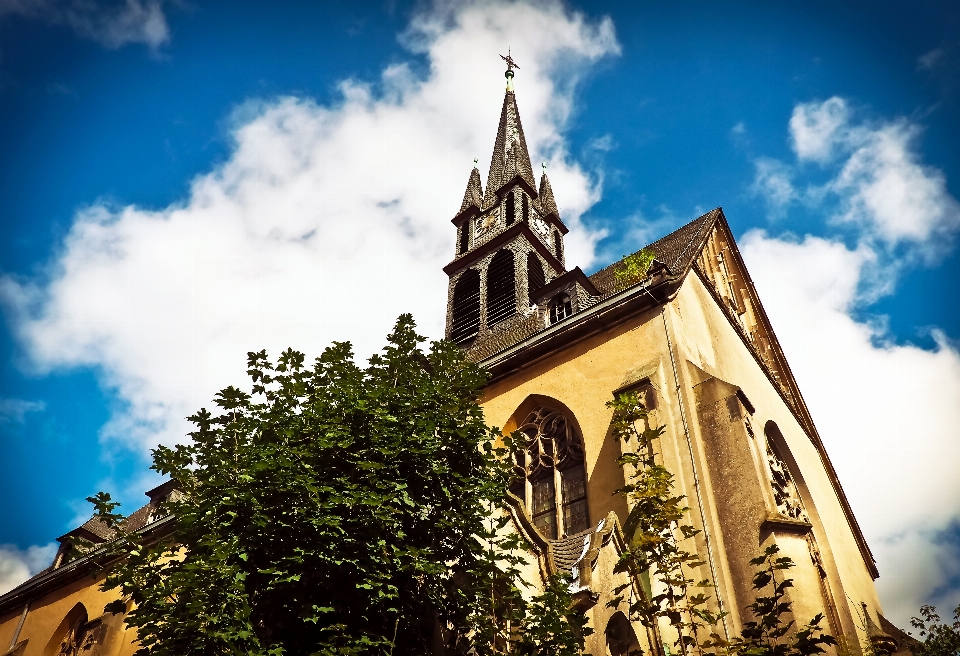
{"left": 500, "top": 48, "right": 519, "bottom": 71}
{"left": 501, "top": 49, "right": 519, "bottom": 91}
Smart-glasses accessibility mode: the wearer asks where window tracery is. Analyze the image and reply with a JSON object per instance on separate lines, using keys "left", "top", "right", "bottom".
{"left": 766, "top": 445, "right": 809, "bottom": 522}
{"left": 510, "top": 406, "right": 589, "bottom": 539}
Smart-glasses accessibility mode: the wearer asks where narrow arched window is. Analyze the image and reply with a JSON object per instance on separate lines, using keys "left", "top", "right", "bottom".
{"left": 450, "top": 269, "right": 481, "bottom": 345}
{"left": 553, "top": 231, "right": 563, "bottom": 260}
{"left": 549, "top": 293, "right": 573, "bottom": 324}
{"left": 505, "top": 190, "right": 515, "bottom": 226}
{"left": 764, "top": 437, "right": 809, "bottom": 522}
{"left": 486, "top": 249, "right": 517, "bottom": 327}
{"left": 526, "top": 253, "right": 545, "bottom": 305}
{"left": 457, "top": 222, "right": 469, "bottom": 255}
{"left": 522, "top": 192, "right": 529, "bottom": 223}
{"left": 606, "top": 612, "right": 641, "bottom": 656}
{"left": 513, "top": 406, "right": 589, "bottom": 539}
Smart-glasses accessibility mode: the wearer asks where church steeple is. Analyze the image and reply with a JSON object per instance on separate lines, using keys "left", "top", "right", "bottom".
{"left": 483, "top": 67, "right": 537, "bottom": 207}
{"left": 459, "top": 163, "right": 483, "bottom": 215}
{"left": 444, "top": 56, "right": 576, "bottom": 350}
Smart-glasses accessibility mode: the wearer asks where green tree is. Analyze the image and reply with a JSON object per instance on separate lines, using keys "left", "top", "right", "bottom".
{"left": 911, "top": 604, "right": 960, "bottom": 656}
{"left": 606, "top": 391, "right": 726, "bottom": 655}
{"left": 82, "top": 316, "right": 589, "bottom": 655}
{"left": 728, "top": 545, "right": 836, "bottom": 656}
{"left": 606, "top": 392, "right": 834, "bottom": 656}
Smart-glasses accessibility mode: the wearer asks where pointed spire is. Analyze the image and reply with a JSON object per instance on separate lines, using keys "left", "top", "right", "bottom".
{"left": 459, "top": 162, "right": 483, "bottom": 215}
{"left": 539, "top": 165, "right": 559, "bottom": 217}
{"left": 483, "top": 77, "right": 536, "bottom": 207}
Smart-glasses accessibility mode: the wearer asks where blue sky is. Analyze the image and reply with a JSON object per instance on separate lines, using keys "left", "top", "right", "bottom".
{"left": 0, "top": 0, "right": 958, "bottom": 628}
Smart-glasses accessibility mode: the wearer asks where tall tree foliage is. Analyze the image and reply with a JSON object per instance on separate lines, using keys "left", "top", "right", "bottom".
{"left": 82, "top": 316, "right": 588, "bottom": 655}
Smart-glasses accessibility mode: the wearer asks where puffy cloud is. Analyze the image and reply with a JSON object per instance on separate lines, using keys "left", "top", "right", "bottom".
{"left": 0, "top": 0, "right": 618, "bottom": 455}
{"left": 0, "top": 0, "right": 170, "bottom": 50}
{"left": 831, "top": 119, "right": 960, "bottom": 251}
{"left": 0, "top": 543, "right": 58, "bottom": 595}
{"left": 789, "top": 96, "right": 849, "bottom": 162}
{"left": 755, "top": 97, "right": 960, "bottom": 256}
{"left": 741, "top": 230, "right": 960, "bottom": 627}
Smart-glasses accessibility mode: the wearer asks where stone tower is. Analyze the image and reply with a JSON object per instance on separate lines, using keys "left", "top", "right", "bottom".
{"left": 445, "top": 65, "right": 599, "bottom": 355}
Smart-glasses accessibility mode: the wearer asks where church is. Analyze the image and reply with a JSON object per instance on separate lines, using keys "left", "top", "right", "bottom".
{"left": 0, "top": 63, "right": 912, "bottom": 656}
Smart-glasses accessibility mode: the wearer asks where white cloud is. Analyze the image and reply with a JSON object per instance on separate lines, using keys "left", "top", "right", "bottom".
{"left": 755, "top": 97, "right": 960, "bottom": 257}
{"left": 741, "top": 230, "right": 960, "bottom": 628}
{"left": 789, "top": 96, "right": 849, "bottom": 162}
{"left": 0, "top": 0, "right": 618, "bottom": 455}
{"left": 0, "top": 543, "right": 58, "bottom": 595}
{"left": 0, "top": 398, "right": 45, "bottom": 423}
{"left": 0, "top": 0, "right": 170, "bottom": 50}
{"left": 751, "top": 157, "right": 797, "bottom": 216}
{"left": 831, "top": 119, "right": 960, "bottom": 252}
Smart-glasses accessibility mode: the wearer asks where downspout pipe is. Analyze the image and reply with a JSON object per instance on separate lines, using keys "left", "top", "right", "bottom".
{"left": 656, "top": 297, "right": 731, "bottom": 642}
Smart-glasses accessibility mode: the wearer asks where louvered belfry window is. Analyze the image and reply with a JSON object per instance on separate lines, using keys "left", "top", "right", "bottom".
{"left": 457, "top": 222, "right": 469, "bottom": 255}
{"left": 450, "top": 269, "right": 481, "bottom": 345}
{"left": 486, "top": 249, "right": 517, "bottom": 327}
{"left": 522, "top": 192, "right": 529, "bottom": 223}
{"left": 505, "top": 190, "right": 515, "bottom": 226}
{"left": 512, "top": 406, "right": 589, "bottom": 539}
{"left": 526, "top": 253, "right": 545, "bottom": 305}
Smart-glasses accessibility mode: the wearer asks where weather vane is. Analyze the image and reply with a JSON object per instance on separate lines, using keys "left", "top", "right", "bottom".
{"left": 500, "top": 48, "right": 519, "bottom": 72}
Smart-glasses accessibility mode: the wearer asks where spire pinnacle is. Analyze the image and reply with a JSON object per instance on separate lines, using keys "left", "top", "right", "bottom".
{"left": 459, "top": 166, "right": 483, "bottom": 215}
{"left": 483, "top": 60, "right": 536, "bottom": 206}
{"left": 500, "top": 49, "right": 518, "bottom": 92}
{"left": 539, "top": 166, "right": 559, "bottom": 217}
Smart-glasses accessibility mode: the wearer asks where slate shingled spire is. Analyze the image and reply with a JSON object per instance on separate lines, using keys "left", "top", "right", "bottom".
{"left": 459, "top": 164, "right": 483, "bottom": 215}
{"left": 538, "top": 168, "right": 559, "bottom": 217}
{"left": 483, "top": 77, "right": 537, "bottom": 207}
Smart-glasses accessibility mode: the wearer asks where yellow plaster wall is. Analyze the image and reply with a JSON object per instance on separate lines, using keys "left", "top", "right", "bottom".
{"left": 664, "top": 272, "right": 880, "bottom": 643}
{"left": 480, "top": 270, "right": 882, "bottom": 648}
{"left": 0, "top": 572, "right": 137, "bottom": 656}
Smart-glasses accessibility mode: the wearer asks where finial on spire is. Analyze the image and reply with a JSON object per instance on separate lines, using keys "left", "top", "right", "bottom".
{"left": 473, "top": 158, "right": 479, "bottom": 169}
{"left": 500, "top": 48, "right": 518, "bottom": 91}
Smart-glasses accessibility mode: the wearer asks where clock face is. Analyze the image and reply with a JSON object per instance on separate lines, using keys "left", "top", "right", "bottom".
{"left": 476, "top": 210, "right": 498, "bottom": 237}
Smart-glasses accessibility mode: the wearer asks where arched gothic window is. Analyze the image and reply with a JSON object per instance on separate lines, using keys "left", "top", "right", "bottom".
{"left": 486, "top": 249, "right": 517, "bottom": 327}
{"left": 510, "top": 406, "right": 589, "bottom": 539}
{"left": 450, "top": 269, "right": 481, "bottom": 345}
{"left": 522, "top": 192, "right": 529, "bottom": 223}
{"left": 526, "top": 253, "right": 545, "bottom": 305}
{"left": 505, "top": 189, "right": 516, "bottom": 226}
{"left": 765, "top": 442, "right": 808, "bottom": 522}
{"left": 549, "top": 293, "right": 573, "bottom": 324}
{"left": 44, "top": 604, "right": 100, "bottom": 656}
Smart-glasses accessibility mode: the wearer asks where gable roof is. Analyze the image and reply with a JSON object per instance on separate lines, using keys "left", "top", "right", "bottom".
{"left": 589, "top": 208, "right": 721, "bottom": 295}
